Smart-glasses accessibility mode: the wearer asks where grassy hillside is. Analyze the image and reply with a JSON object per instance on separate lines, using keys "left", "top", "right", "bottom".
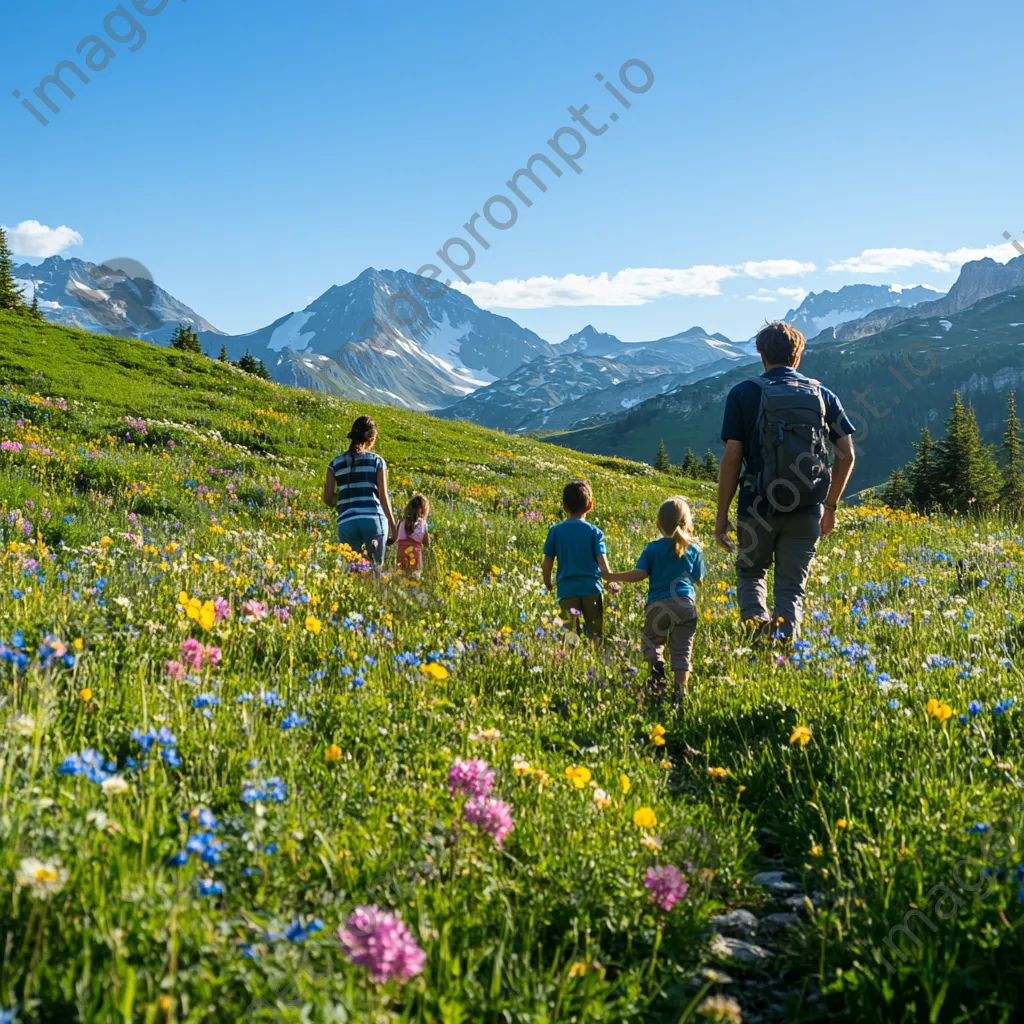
{"left": 544, "top": 289, "right": 1024, "bottom": 487}
{"left": 1, "top": 314, "right": 1024, "bottom": 1022}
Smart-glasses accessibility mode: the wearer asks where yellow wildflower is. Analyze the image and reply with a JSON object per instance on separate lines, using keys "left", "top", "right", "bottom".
{"left": 707, "top": 766, "right": 728, "bottom": 779}
{"left": 836, "top": 818, "right": 848, "bottom": 829}
{"left": 650, "top": 723, "right": 667, "bottom": 747}
{"left": 420, "top": 662, "right": 449, "bottom": 681}
{"left": 565, "top": 765, "right": 592, "bottom": 789}
{"left": 619, "top": 772, "right": 631, "bottom": 795}
{"left": 926, "top": 698, "right": 954, "bottom": 721}
{"left": 592, "top": 788, "right": 612, "bottom": 808}
{"left": 790, "top": 725, "right": 812, "bottom": 748}
{"left": 79, "top": 687, "right": 92, "bottom": 702}
{"left": 324, "top": 744, "right": 343, "bottom": 762}
{"left": 633, "top": 806, "right": 657, "bottom": 828}
{"left": 810, "top": 843, "right": 823, "bottom": 857}
{"left": 305, "top": 615, "right": 322, "bottom": 635}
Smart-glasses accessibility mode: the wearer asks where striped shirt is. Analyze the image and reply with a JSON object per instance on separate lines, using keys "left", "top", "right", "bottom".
{"left": 329, "top": 450, "right": 386, "bottom": 525}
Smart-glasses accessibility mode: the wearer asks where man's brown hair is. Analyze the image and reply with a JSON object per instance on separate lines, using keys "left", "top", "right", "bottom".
{"left": 562, "top": 480, "right": 593, "bottom": 515}
{"left": 755, "top": 321, "right": 805, "bottom": 366}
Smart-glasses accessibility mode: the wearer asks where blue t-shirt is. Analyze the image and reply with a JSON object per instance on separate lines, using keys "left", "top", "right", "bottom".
{"left": 543, "top": 518, "right": 607, "bottom": 599}
{"left": 720, "top": 367, "right": 855, "bottom": 516}
{"left": 330, "top": 451, "right": 386, "bottom": 526}
{"left": 636, "top": 538, "right": 706, "bottom": 603}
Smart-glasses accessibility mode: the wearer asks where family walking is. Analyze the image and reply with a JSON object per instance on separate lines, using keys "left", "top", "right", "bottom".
{"left": 324, "top": 322, "right": 856, "bottom": 702}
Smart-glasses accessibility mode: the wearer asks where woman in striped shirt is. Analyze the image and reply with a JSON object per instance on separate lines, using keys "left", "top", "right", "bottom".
{"left": 322, "top": 415, "right": 398, "bottom": 566}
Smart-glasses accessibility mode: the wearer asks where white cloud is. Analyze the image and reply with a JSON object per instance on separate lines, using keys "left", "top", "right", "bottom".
{"left": 458, "top": 266, "right": 739, "bottom": 308}
{"left": 3, "top": 220, "right": 83, "bottom": 258}
{"left": 459, "top": 257, "right": 816, "bottom": 309}
{"left": 742, "top": 259, "right": 815, "bottom": 279}
{"left": 828, "top": 243, "right": 1017, "bottom": 275}
{"left": 746, "top": 286, "right": 808, "bottom": 305}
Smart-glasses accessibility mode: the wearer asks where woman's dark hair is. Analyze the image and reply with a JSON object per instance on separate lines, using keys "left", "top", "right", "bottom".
{"left": 347, "top": 415, "right": 378, "bottom": 453}
{"left": 403, "top": 493, "right": 429, "bottom": 533}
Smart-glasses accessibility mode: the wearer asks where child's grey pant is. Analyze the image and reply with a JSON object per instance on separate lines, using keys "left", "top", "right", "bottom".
{"left": 642, "top": 595, "right": 698, "bottom": 672}
{"left": 736, "top": 510, "right": 820, "bottom": 638}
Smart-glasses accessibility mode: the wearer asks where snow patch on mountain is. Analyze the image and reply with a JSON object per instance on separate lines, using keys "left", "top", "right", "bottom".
{"left": 268, "top": 311, "right": 317, "bottom": 352}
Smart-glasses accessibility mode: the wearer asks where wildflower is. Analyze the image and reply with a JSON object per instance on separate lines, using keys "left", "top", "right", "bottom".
{"left": 15, "top": 857, "right": 67, "bottom": 898}
{"left": 448, "top": 758, "right": 495, "bottom": 799}
{"left": 697, "top": 994, "right": 743, "bottom": 1023}
{"left": 592, "top": 788, "right": 612, "bottom": 808}
{"left": 469, "top": 727, "right": 501, "bottom": 741}
{"left": 463, "top": 796, "right": 514, "bottom": 847}
{"left": 197, "top": 879, "right": 223, "bottom": 896}
{"left": 810, "top": 843, "right": 823, "bottom": 857}
{"left": 633, "top": 806, "right": 657, "bottom": 828}
{"left": 968, "top": 700, "right": 984, "bottom": 717}
{"left": 9, "top": 713, "right": 35, "bottom": 737}
{"left": 420, "top": 662, "right": 449, "bottom": 681}
{"left": 926, "top": 699, "right": 954, "bottom": 721}
{"left": 280, "top": 711, "right": 308, "bottom": 730}
{"left": 567, "top": 961, "right": 588, "bottom": 978}
{"left": 512, "top": 759, "right": 532, "bottom": 776}
{"left": 101, "top": 776, "right": 129, "bottom": 795}
{"left": 619, "top": 772, "right": 631, "bottom": 795}
{"left": 164, "top": 660, "right": 186, "bottom": 681}
{"left": 324, "top": 743, "right": 343, "bottom": 762}
{"left": 650, "top": 723, "right": 667, "bottom": 746}
{"left": 305, "top": 615, "right": 321, "bottom": 634}
{"left": 789, "top": 725, "right": 812, "bottom": 748}
{"left": 644, "top": 865, "right": 689, "bottom": 911}
{"left": 79, "top": 687, "right": 92, "bottom": 702}
{"left": 707, "top": 766, "right": 728, "bottom": 779}
{"left": 640, "top": 833, "right": 663, "bottom": 851}
{"left": 241, "top": 600, "right": 267, "bottom": 620}
{"left": 836, "top": 818, "right": 848, "bottom": 829}
{"left": 338, "top": 906, "right": 425, "bottom": 984}
{"left": 565, "top": 765, "right": 592, "bottom": 790}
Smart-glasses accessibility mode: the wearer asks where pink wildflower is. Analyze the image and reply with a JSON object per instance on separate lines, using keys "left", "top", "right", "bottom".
{"left": 179, "top": 638, "right": 204, "bottom": 672}
{"left": 203, "top": 645, "right": 222, "bottom": 668}
{"left": 448, "top": 758, "right": 495, "bottom": 799}
{"left": 463, "top": 796, "right": 514, "bottom": 847}
{"left": 274, "top": 608, "right": 291, "bottom": 623}
{"left": 338, "top": 906, "right": 426, "bottom": 984}
{"left": 1, "top": 441, "right": 24, "bottom": 453}
{"left": 213, "top": 597, "right": 230, "bottom": 623}
{"left": 164, "top": 660, "right": 186, "bottom": 681}
{"left": 241, "top": 600, "right": 267, "bottom": 621}
{"left": 644, "top": 865, "right": 689, "bottom": 912}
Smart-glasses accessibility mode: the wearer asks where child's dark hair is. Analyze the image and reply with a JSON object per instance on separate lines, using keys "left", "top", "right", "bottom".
{"left": 562, "top": 480, "right": 593, "bottom": 515}
{"left": 347, "top": 415, "right": 377, "bottom": 453}
{"left": 403, "top": 493, "right": 429, "bottom": 532}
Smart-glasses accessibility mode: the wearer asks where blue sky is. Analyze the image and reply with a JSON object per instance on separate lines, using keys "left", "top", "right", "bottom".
{"left": 3, "top": 0, "right": 1021, "bottom": 341}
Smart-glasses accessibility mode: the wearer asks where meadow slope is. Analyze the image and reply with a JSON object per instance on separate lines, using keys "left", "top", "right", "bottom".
{"left": 0, "top": 315, "right": 1023, "bottom": 1023}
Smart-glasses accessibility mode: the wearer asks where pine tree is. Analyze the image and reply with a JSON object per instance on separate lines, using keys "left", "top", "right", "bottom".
{"left": 170, "top": 321, "right": 202, "bottom": 354}
{"left": 679, "top": 448, "right": 699, "bottom": 478}
{"left": 907, "top": 426, "right": 938, "bottom": 511}
{"left": 700, "top": 449, "right": 719, "bottom": 481}
{"left": 236, "top": 351, "right": 260, "bottom": 375}
{"left": 934, "top": 392, "right": 1001, "bottom": 514}
{"left": 29, "top": 293, "right": 44, "bottom": 322}
{"left": 0, "top": 226, "right": 24, "bottom": 313}
{"left": 883, "top": 467, "right": 907, "bottom": 508}
{"left": 256, "top": 359, "right": 271, "bottom": 381}
{"left": 1000, "top": 390, "right": 1024, "bottom": 517}
{"left": 654, "top": 439, "right": 670, "bottom": 472}
{"left": 218, "top": 344, "right": 229, "bottom": 362}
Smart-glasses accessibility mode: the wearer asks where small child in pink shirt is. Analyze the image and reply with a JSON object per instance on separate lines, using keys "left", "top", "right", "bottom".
{"left": 397, "top": 493, "right": 430, "bottom": 572}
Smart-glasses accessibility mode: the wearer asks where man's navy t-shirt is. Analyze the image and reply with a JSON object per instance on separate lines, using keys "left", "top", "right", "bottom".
{"left": 720, "top": 367, "right": 855, "bottom": 516}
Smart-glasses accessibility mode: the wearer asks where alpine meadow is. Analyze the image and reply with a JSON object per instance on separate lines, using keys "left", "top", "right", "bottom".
{"left": 0, "top": 305, "right": 1023, "bottom": 1022}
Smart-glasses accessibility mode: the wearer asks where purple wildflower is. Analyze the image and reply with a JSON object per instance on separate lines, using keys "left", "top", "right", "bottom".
{"left": 644, "top": 865, "right": 689, "bottom": 912}
{"left": 463, "top": 796, "right": 514, "bottom": 847}
{"left": 448, "top": 757, "right": 495, "bottom": 799}
{"left": 338, "top": 906, "right": 426, "bottom": 984}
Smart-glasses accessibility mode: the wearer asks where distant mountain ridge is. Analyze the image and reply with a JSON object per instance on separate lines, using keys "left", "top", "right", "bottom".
{"left": 13, "top": 256, "right": 221, "bottom": 343}
{"left": 783, "top": 284, "right": 943, "bottom": 340}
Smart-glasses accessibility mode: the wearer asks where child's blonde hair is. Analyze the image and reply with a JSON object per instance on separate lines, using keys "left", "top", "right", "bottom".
{"left": 658, "top": 496, "right": 695, "bottom": 557}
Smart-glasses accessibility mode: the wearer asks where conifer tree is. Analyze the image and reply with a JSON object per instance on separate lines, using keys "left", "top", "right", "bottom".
{"left": 0, "top": 226, "right": 24, "bottom": 313}
{"left": 236, "top": 351, "right": 260, "bottom": 375}
{"left": 218, "top": 344, "right": 229, "bottom": 362}
{"left": 883, "top": 467, "right": 907, "bottom": 508}
{"left": 1000, "top": 390, "right": 1024, "bottom": 517}
{"left": 29, "top": 293, "right": 44, "bottom": 322}
{"left": 700, "top": 449, "right": 719, "bottom": 481}
{"left": 170, "top": 321, "right": 202, "bottom": 354}
{"left": 934, "top": 392, "right": 1001, "bottom": 514}
{"left": 256, "top": 359, "right": 271, "bottom": 380}
{"left": 907, "top": 426, "right": 937, "bottom": 511}
{"left": 680, "top": 448, "right": 699, "bottom": 478}
{"left": 654, "top": 439, "right": 670, "bottom": 472}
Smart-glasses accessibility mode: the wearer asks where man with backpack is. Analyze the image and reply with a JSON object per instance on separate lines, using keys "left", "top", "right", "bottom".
{"left": 714, "top": 322, "right": 856, "bottom": 640}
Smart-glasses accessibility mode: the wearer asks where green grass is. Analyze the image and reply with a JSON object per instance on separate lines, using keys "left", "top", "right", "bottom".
{"left": 0, "top": 313, "right": 1023, "bottom": 1023}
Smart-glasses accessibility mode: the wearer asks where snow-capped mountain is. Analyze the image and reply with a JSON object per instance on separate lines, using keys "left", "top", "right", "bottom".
{"left": 202, "top": 268, "right": 553, "bottom": 411}
{"left": 783, "top": 284, "right": 943, "bottom": 341}
{"left": 13, "top": 256, "right": 221, "bottom": 342}
{"left": 440, "top": 325, "right": 752, "bottom": 432}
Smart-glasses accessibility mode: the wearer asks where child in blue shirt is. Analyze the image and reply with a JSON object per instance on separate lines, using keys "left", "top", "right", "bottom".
{"left": 542, "top": 480, "right": 618, "bottom": 639}
{"left": 608, "top": 496, "right": 706, "bottom": 701}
